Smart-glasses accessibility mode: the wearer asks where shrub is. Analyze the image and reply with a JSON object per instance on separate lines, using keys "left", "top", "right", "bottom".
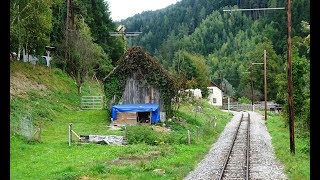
{"left": 126, "top": 126, "right": 159, "bottom": 145}
{"left": 163, "top": 131, "right": 188, "bottom": 144}
{"left": 238, "top": 96, "right": 251, "bottom": 104}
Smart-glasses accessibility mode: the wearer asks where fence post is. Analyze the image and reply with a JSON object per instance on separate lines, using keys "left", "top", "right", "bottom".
{"left": 196, "top": 126, "right": 199, "bottom": 140}
{"left": 187, "top": 130, "right": 191, "bottom": 145}
{"left": 38, "top": 126, "right": 41, "bottom": 142}
{"left": 228, "top": 97, "right": 230, "bottom": 113}
{"left": 125, "top": 125, "right": 127, "bottom": 137}
{"left": 68, "top": 123, "right": 72, "bottom": 146}
{"left": 213, "top": 116, "right": 217, "bottom": 128}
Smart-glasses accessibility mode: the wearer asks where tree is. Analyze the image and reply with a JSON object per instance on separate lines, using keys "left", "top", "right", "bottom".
{"left": 50, "top": 0, "right": 125, "bottom": 67}
{"left": 10, "top": 0, "right": 53, "bottom": 59}
{"left": 172, "top": 50, "right": 210, "bottom": 97}
{"left": 54, "top": 16, "right": 113, "bottom": 94}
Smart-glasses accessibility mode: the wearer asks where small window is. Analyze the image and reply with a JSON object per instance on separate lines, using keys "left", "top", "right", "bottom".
{"left": 212, "top": 98, "right": 217, "bottom": 103}
{"left": 208, "top": 89, "right": 213, "bottom": 94}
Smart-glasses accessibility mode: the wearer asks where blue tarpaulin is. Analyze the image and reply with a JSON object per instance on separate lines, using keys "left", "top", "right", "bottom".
{"left": 111, "top": 103, "right": 160, "bottom": 123}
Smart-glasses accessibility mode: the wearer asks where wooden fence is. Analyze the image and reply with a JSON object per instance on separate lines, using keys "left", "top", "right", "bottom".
{"left": 222, "top": 102, "right": 282, "bottom": 112}
{"left": 222, "top": 102, "right": 252, "bottom": 111}
{"left": 81, "top": 96, "right": 104, "bottom": 110}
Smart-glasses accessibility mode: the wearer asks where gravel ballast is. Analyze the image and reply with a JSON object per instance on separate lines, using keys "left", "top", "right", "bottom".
{"left": 184, "top": 111, "right": 287, "bottom": 180}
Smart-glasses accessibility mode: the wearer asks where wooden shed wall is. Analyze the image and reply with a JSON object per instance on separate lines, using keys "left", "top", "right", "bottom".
{"left": 122, "top": 73, "right": 164, "bottom": 110}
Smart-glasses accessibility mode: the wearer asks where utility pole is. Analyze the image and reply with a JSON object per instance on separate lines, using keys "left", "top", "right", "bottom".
{"left": 251, "top": 62, "right": 264, "bottom": 114}
{"left": 286, "top": 0, "right": 295, "bottom": 154}
{"left": 264, "top": 50, "right": 267, "bottom": 120}
{"left": 250, "top": 63, "right": 254, "bottom": 111}
{"left": 220, "top": 72, "right": 223, "bottom": 91}
{"left": 109, "top": 25, "right": 142, "bottom": 52}
{"left": 64, "top": 0, "right": 74, "bottom": 72}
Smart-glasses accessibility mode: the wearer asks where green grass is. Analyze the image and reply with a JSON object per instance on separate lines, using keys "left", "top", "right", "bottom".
{"left": 10, "top": 61, "right": 233, "bottom": 179}
{"left": 266, "top": 113, "right": 310, "bottom": 180}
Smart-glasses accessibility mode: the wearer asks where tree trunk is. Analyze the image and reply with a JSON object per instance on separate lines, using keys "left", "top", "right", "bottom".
{"left": 26, "top": 44, "right": 29, "bottom": 62}
{"left": 18, "top": 44, "right": 21, "bottom": 61}
{"left": 77, "top": 84, "right": 81, "bottom": 94}
{"left": 76, "top": 70, "right": 82, "bottom": 94}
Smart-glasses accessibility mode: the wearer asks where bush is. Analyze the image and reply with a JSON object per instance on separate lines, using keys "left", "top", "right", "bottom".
{"left": 163, "top": 131, "right": 188, "bottom": 144}
{"left": 126, "top": 126, "right": 159, "bottom": 145}
{"left": 238, "top": 96, "right": 251, "bottom": 104}
{"left": 126, "top": 125, "right": 190, "bottom": 145}
{"left": 164, "top": 119, "right": 185, "bottom": 131}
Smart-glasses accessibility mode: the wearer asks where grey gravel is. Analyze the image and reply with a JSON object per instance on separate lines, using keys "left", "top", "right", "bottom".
{"left": 184, "top": 111, "right": 287, "bottom": 180}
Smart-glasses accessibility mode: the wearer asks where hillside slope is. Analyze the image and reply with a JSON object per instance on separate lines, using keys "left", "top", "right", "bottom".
{"left": 10, "top": 61, "right": 111, "bottom": 179}
{"left": 10, "top": 61, "right": 105, "bottom": 133}
{"left": 10, "top": 62, "right": 233, "bottom": 180}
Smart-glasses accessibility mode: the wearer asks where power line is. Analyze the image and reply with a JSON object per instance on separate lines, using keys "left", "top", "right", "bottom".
{"left": 109, "top": 25, "right": 142, "bottom": 51}
{"left": 223, "top": 7, "right": 285, "bottom": 12}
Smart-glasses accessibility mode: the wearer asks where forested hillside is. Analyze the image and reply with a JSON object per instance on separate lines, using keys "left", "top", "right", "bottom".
{"left": 121, "top": 0, "right": 310, "bottom": 131}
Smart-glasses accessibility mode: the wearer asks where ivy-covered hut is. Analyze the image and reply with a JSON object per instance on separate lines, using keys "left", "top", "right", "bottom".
{"left": 104, "top": 46, "right": 177, "bottom": 124}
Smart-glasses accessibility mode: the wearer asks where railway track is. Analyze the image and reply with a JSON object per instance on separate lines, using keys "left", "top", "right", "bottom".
{"left": 218, "top": 112, "right": 251, "bottom": 180}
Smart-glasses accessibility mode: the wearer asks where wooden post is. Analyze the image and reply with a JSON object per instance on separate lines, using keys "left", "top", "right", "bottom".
{"left": 187, "top": 130, "right": 190, "bottom": 145}
{"left": 250, "top": 63, "right": 254, "bottom": 111}
{"left": 38, "top": 126, "right": 41, "bottom": 142}
{"left": 286, "top": 0, "right": 295, "bottom": 154}
{"left": 264, "top": 50, "right": 268, "bottom": 120}
{"left": 151, "top": 87, "right": 154, "bottom": 103}
{"left": 68, "top": 123, "right": 72, "bottom": 146}
{"left": 213, "top": 116, "right": 217, "bottom": 128}
{"left": 228, "top": 96, "right": 230, "bottom": 113}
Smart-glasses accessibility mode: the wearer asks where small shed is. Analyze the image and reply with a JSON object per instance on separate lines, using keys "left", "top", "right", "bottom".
{"left": 104, "top": 46, "right": 177, "bottom": 124}
{"left": 207, "top": 82, "right": 223, "bottom": 106}
{"left": 111, "top": 103, "right": 160, "bottom": 124}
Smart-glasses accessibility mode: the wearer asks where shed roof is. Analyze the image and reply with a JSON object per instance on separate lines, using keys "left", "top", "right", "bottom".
{"left": 208, "top": 81, "right": 224, "bottom": 91}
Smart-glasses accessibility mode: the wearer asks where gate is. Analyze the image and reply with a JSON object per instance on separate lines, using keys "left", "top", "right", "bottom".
{"left": 81, "top": 96, "right": 104, "bottom": 110}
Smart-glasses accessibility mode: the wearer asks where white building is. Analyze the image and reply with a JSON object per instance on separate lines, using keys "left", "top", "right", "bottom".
{"left": 184, "top": 88, "right": 202, "bottom": 100}
{"left": 22, "top": 49, "right": 38, "bottom": 65}
{"left": 22, "top": 46, "right": 55, "bottom": 67}
{"left": 207, "top": 82, "right": 223, "bottom": 106}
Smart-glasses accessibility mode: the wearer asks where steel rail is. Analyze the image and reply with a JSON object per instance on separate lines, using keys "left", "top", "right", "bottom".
{"left": 218, "top": 113, "right": 244, "bottom": 180}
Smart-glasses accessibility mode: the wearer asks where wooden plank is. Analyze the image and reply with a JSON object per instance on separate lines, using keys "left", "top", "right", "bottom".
{"left": 81, "top": 96, "right": 104, "bottom": 110}
{"left": 115, "top": 112, "right": 137, "bottom": 125}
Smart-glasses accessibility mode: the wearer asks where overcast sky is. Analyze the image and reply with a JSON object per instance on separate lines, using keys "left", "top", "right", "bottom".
{"left": 106, "top": 0, "right": 179, "bottom": 21}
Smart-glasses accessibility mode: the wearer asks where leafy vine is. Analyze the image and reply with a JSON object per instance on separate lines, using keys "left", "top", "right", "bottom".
{"left": 104, "top": 46, "right": 178, "bottom": 117}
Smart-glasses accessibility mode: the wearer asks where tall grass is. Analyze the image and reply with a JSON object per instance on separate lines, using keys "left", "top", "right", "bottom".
{"left": 266, "top": 113, "right": 310, "bottom": 180}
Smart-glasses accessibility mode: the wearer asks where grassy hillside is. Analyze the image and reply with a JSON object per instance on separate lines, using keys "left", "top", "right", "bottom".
{"left": 10, "top": 61, "right": 233, "bottom": 179}
{"left": 266, "top": 113, "right": 310, "bottom": 180}
{"left": 10, "top": 61, "right": 109, "bottom": 179}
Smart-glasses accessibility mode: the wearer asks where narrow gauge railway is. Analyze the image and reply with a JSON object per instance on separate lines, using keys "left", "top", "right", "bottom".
{"left": 218, "top": 112, "right": 251, "bottom": 180}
